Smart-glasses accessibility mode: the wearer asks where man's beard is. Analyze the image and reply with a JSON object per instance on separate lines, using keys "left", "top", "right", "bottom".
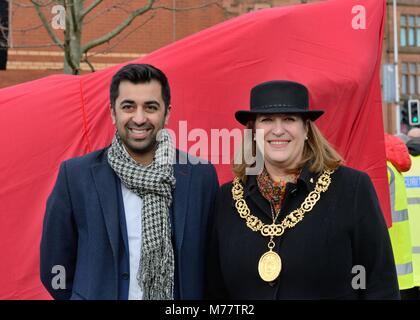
{"left": 119, "top": 118, "right": 166, "bottom": 159}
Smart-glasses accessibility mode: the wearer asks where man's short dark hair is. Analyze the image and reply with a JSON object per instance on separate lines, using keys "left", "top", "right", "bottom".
{"left": 110, "top": 63, "right": 171, "bottom": 113}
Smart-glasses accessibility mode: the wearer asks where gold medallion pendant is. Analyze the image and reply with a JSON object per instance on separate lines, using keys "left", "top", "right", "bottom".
{"left": 258, "top": 250, "right": 282, "bottom": 282}
{"left": 231, "top": 169, "right": 333, "bottom": 283}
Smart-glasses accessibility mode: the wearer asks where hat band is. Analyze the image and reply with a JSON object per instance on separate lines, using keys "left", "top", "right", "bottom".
{"left": 257, "top": 104, "right": 301, "bottom": 108}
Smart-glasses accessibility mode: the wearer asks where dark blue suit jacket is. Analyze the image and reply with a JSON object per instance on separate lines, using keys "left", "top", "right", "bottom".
{"left": 40, "top": 148, "right": 219, "bottom": 300}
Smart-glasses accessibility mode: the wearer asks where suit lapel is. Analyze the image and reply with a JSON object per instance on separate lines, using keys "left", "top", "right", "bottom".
{"left": 171, "top": 156, "right": 191, "bottom": 251}
{"left": 91, "top": 152, "right": 120, "bottom": 264}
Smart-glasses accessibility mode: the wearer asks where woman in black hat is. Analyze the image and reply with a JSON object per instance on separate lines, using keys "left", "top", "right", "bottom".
{"left": 205, "top": 80, "right": 400, "bottom": 299}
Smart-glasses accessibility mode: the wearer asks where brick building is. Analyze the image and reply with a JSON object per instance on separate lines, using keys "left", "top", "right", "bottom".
{"left": 0, "top": 0, "right": 312, "bottom": 87}
{"left": 383, "top": 0, "right": 420, "bottom": 134}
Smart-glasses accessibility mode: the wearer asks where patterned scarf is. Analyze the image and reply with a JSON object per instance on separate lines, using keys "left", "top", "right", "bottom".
{"left": 257, "top": 167, "right": 299, "bottom": 215}
{"left": 107, "top": 129, "right": 176, "bottom": 300}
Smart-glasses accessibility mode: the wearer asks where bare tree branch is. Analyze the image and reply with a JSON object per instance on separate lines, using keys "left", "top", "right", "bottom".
{"left": 83, "top": 2, "right": 120, "bottom": 24}
{"left": 31, "top": 0, "right": 64, "bottom": 49}
{"left": 81, "top": 0, "right": 102, "bottom": 19}
{"left": 152, "top": 0, "right": 222, "bottom": 12}
{"left": 81, "top": 52, "right": 95, "bottom": 72}
{"left": 83, "top": 0, "right": 132, "bottom": 24}
{"left": 14, "top": 0, "right": 56, "bottom": 9}
{"left": 82, "top": 0, "right": 155, "bottom": 53}
{"left": 86, "top": 13, "right": 155, "bottom": 59}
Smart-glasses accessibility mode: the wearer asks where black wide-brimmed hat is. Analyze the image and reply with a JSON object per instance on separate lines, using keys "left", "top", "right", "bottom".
{"left": 235, "top": 80, "right": 324, "bottom": 125}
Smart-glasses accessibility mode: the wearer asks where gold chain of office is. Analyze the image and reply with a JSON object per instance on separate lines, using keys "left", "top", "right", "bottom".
{"left": 231, "top": 169, "right": 334, "bottom": 238}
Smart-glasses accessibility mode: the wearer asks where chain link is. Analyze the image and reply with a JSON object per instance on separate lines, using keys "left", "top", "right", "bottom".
{"left": 232, "top": 169, "right": 334, "bottom": 238}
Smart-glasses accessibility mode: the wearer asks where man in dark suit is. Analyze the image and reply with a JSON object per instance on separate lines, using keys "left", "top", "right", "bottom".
{"left": 40, "top": 64, "right": 219, "bottom": 300}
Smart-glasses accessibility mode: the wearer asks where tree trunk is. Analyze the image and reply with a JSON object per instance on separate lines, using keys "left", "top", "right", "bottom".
{"left": 63, "top": 32, "right": 81, "bottom": 74}
{"left": 63, "top": 0, "right": 82, "bottom": 74}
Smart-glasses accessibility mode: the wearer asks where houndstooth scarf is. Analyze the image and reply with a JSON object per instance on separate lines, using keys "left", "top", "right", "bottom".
{"left": 107, "top": 129, "right": 176, "bottom": 300}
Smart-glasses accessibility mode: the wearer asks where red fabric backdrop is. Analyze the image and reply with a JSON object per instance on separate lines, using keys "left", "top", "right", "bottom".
{"left": 0, "top": 0, "right": 388, "bottom": 299}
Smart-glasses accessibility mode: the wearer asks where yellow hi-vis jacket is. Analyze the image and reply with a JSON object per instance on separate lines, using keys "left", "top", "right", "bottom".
{"left": 387, "top": 162, "right": 414, "bottom": 289}
{"left": 403, "top": 155, "right": 420, "bottom": 286}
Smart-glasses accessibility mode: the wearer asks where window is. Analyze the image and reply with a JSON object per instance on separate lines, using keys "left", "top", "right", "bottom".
{"left": 400, "top": 15, "right": 420, "bottom": 47}
{"left": 401, "top": 62, "right": 420, "bottom": 96}
{"left": 409, "top": 16, "right": 415, "bottom": 46}
{"left": 401, "top": 16, "right": 407, "bottom": 47}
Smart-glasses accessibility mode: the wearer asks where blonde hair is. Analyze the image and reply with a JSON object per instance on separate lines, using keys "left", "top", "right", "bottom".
{"left": 233, "top": 118, "right": 343, "bottom": 182}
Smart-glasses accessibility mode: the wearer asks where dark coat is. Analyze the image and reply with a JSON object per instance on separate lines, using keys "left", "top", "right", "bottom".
{"left": 40, "top": 148, "right": 219, "bottom": 300}
{"left": 205, "top": 164, "right": 400, "bottom": 299}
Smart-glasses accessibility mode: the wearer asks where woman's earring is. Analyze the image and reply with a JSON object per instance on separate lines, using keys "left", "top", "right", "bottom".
{"left": 305, "top": 136, "right": 308, "bottom": 141}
